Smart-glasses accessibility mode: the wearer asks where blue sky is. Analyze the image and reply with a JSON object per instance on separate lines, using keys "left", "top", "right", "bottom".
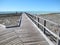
{"left": 0, "top": 0, "right": 60, "bottom": 12}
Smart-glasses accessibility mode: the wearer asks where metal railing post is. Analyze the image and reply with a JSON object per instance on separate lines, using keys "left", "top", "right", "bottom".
{"left": 44, "top": 20, "right": 46, "bottom": 34}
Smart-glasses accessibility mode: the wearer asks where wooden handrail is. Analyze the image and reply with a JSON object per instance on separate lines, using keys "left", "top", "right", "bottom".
{"left": 29, "top": 15, "right": 60, "bottom": 40}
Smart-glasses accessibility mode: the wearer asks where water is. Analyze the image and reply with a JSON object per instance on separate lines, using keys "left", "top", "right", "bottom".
{"left": 0, "top": 11, "right": 60, "bottom": 15}
{"left": 26, "top": 11, "right": 60, "bottom": 15}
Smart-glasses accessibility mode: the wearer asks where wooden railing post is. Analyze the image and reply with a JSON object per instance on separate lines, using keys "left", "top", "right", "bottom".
{"left": 35, "top": 16, "right": 36, "bottom": 19}
{"left": 57, "top": 33, "right": 60, "bottom": 45}
{"left": 38, "top": 18, "right": 39, "bottom": 27}
{"left": 34, "top": 16, "right": 36, "bottom": 24}
{"left": 44, "top": 20, "right": 46, "bottom": 34}
{"left": 57, "top": 25, "right": 60, "bottom": 45}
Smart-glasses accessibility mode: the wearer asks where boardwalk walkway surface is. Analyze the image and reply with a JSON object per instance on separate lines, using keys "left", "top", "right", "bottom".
{"left": 0, "top": 13, "right": 49, "bottom": 45}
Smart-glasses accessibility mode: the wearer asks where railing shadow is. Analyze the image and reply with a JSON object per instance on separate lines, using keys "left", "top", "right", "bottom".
{"left": 6, "top": 13, "right": 22, "bottom": 28}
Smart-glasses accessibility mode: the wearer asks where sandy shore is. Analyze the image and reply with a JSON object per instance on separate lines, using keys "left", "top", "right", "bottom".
{"left": 0, "top": 15, "right": 20, "bottom": 26}
{"left": 37, "top": 14, "right": 60, "bottom": 24}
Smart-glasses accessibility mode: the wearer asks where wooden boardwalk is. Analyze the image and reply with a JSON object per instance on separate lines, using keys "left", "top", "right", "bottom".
{"left": 0, "top": 13, "right": 50, "bottom": 45}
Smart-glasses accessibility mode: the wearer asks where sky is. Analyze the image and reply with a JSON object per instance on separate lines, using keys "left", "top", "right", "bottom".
{"left": 0, "top": 0, "right": 60, "bottom": 12}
